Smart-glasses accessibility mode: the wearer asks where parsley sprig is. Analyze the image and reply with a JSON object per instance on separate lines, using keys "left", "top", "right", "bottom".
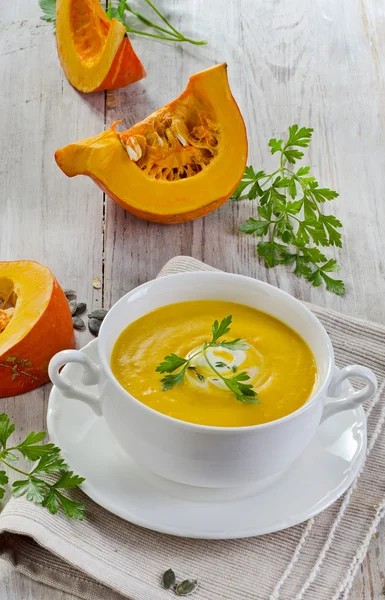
{"left": 0, "top": 414, "right": 85, "bottom": 519}
{"left": 40, "top": 0, "right": 206, "bottom": 45}
{"left": 233, "top": 125, "right": 344, "bottom": 295}
{"left": 156, "top": 316, "right": 259, "bottom": 404}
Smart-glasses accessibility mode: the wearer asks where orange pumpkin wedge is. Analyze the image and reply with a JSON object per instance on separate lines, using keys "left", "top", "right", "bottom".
{"left": 56, "top": 0, "right": 146, "bottom": 93}
{"left": 0, "top": 261, "right": 75, "bottom": 398}
{"left": 55, "top": 64, "right": 248, "bottom": 223}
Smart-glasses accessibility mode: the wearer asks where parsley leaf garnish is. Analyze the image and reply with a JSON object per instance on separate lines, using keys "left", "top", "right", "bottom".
{"left": 211, "top": 315, "right": 232, "bottom": 342}
{"left": 156, "top": 353, "right": 188, "bottom": 374}
{"left": 0, "top": 413, "right": 85, "bottom": 519}
{"left": 233, "top": 125, "right": 345, "bottom": 295}
{"left": 39, "top": 0, "right": 56, "bottom": 23}
{"left": 156, "top": 316, "right": 259, "bottom": 403}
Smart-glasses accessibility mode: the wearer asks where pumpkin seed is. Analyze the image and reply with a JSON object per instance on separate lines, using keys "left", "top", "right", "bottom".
{"left": 64, "top": 289, "right": 76, "bottom": 300}
{"left": 162, "top": 569, "right": 176, "bottom": 589}
{"left": 88, "top": 309, "right": 108, "bottom": 321}
{"left": 176, "top": 133, "right": 188, "bottom": 147}
{"left": 74, "top": 302, "right": 87, "bottom": 316}
{"left": 69, "top": 300, "right": 77, "bottom": 315}
{"left": 93, "top": 276, "right": 101, "bottom": 290}
{"left": 88, "top": 318, "right": 101, "bottom": 337}
{"left": 174, "top": 580, "right": 197, "bottom": 596}
{"left": 72, "top": 316, "right": 86, "bottom": 331}
{"left": 126, "top": 145, "right": 140, "bottom": 161}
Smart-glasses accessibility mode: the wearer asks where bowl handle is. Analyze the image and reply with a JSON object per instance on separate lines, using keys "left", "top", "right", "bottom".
{"left": 321, "top": 365, "right": 377, "bottom": 423}
{"left": 48, "top": 350, "right": 103, "bottom": 417}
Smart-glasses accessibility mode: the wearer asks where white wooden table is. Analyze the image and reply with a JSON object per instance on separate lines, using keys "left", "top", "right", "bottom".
{"left": 1, "top": 0, "right": 385, "bottom": 597}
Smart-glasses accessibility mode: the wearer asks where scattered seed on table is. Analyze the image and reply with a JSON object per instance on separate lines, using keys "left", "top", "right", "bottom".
{"left": 93, "top": 276, "right": 101, "bottom": 290}
{"left": 162, "top": 569, "right": 176, "bottom": 589}
{"left": 74, "top": 302, "right": 87, "bottom": 316}
{"left": 72, "top": 316, "right": 86, "bottom": 330}
{"left": 88, "top": 318, "right": 101, "bottom": 337}
{"left": 174, "top": 580, "right": 198, "bottom": 596}
{"left": 69, "top": 300, "right": 77, "bottom": 315}
{"left": 88, "top": 309, "right": 108, "bottom": 321}
{"left": 63, "top": 289, "right": 76, "bottom": 300}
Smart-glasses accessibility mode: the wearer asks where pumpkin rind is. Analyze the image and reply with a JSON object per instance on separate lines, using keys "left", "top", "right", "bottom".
{"left": 55, "top": 64, "right": 248, "bottom": 223}
{"left": 0, "top": 261, "right": 75, "bottom": 398}
{"left": 56, "top": 0, "right": 146, "bottom": 93}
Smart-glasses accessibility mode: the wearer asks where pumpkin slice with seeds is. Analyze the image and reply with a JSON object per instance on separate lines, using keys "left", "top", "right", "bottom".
{"left": 55, "top": 64, "right": 248, "bottom": 223}
{"left": 0, "top": 261, "right": 74, "bottom": 398}
{"left": 56, "top": 0, "right": 146, "bottom": 93}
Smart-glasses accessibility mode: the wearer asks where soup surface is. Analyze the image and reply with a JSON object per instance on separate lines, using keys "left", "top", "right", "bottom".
{"left": 111, "top": 301, "right": 317, "bottom": 427}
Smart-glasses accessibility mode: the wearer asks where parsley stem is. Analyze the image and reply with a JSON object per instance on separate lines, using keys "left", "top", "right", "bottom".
{"left": 143, "top": 0, "right": 181, "bottom": 37}
{"left": 125, "top": 4, "right": 180, "bottom": 37}
{"left": 1, "top": 460, "right": 29, "bottom": 477}
{"left": 123, "top": 0, "right": 206, "bottom": 45}
{"left": 124, "top": 28, "right": 185, "bottom": 42}
{"left": 256, "top": 168, "right": 282, "bottom": 187}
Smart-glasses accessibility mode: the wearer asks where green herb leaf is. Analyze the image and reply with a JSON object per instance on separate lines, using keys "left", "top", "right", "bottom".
{"left": 0, "top": 471, "right": 9, "bottom": 486}
{"left": 39, "top": 0, "right": 56, "bottom": 23}
{"left": 297, "top": 166, "right": 311, "bottom": 176}
{"left": 238, "top": 218, "right": 270, "bottom": 236}
{"left": 224, "top": 372, "right": 259, "bottom": 404}
{"left": 213, "top": 339, "right": 250, "bottom": 351}
{"left": 156, "top": 354, "right": 188, "bottom": 374}
{"left": 284, "top": 149, "right": 304, "bottom": 164}
{"left": 301, "top": 247, "right": 327, "bottom": 263}
{"left": 289, "top": 178, "right": 297, "bottom": 199}
{"left": 16, "top": 435, "right": 57, "bottom": 462}
{"left": 286, "top": 125, "right": 313, "bottom": 148}
{"left": 0, "top": 413, "right": 15, "bottom": 448}
{"left": 52, "top": 471, "right": 85, "bottom": 489}
{"left": 319, "top": 272, "right": 345, "bottom": 295}
{"left": 211, "top": 315, "right": 232, "bottom": 343}
{"left": 319, "top": 214, "right": 342, "bottom": 247}
{"left": 320, "top": 259, "right": 341, "bottom": 272}
{"left": 294, "top": 257, "right": 313, "bottom": 278}
{"left": 42, "top": 490, "right": 59, "bottom": 514}
{"left": 0, "top": 415, "right": 85, "bottom": 519}
{"left": 53, "top": 490, "right": 85, "bottom": 520}
{"left": 257, "top": 241, "right": 287, "bottom": 268}
{"left": 268, "top": 138, "right": 283, "bottom": 154}
{"left": 307, "top": 269, "right": 323, "bottom": 287}
{"left": 310, "top": 186, "right": 339, "bottom": 202}
{"left": 161, "top": 367, "right": 188, "bottom": 391}
{"left": 12, "top": 477, "right": 48, "bottom": 503}
{"left": 32, "top": 450, "right": 68, "bottom": 475}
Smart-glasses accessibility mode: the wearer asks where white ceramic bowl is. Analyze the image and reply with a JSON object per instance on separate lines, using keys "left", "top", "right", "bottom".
{"left": 49, "top": 272, "right": 377, "bottom": 488}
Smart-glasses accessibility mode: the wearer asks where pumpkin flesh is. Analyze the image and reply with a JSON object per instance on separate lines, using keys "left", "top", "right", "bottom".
{"left": 55, "top": 64, "right": 248, "bottom": 223}
{"left": 0, "top": 261, "right": 75, "bottom": 398}
{"left": 56, "top": 0, "right": 146, "bottom": 93}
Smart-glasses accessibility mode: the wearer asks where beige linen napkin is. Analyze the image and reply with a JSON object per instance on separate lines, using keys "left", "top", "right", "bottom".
{"left": 1, "top": 256, "right": 385, "bottom": 600}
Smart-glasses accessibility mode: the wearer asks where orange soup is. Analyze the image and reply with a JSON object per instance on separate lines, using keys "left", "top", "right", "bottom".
{"left": 111, "top": 301, "right": 317, "bottom": 427}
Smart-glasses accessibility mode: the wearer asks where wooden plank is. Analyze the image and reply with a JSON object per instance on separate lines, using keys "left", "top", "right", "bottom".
{"left": 0, "top": 0, "right": 105, "bottom": 597}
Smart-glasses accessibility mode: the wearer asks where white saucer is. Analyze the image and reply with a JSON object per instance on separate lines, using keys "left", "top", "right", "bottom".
{"left": 47, "top": 340, "right": 367, "bottom": 539}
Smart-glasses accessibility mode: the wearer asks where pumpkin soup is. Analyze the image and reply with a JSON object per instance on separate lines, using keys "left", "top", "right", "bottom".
{"left": 111, "top": 301, "right": 317, "bottom": 427}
